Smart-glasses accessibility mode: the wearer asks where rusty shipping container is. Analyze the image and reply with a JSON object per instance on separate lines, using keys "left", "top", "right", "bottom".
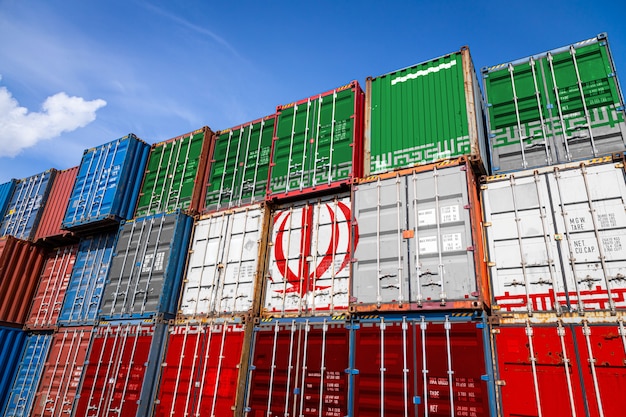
{"left": 482, "top": 155, "right": 626, "bottom": 315}
{"left": 178, "top": 204, "right": 270, "bottom": 320}
{"left": 0, "top": 169, "right": 57, "bottom": 241}
{"left": 491, "top": 313, "right": 626, "bottom": 417}
{"left": 243, "top": 316, "right": 351, "bottom": 417}
{"left": 25, "top": 244, "right": 78, "bottom": 331}
{"left": 351, "top": 312, "right": 496, "bottom": 417}
{"left": 34, "top": 166, "right": 79, "bottom": 245}
{"left": 0, "top": 236, "right": 46, "bottom": 326}
{"left": 351, "top": 157, "right": 490, "bottom": 312}
{"left": 262, "top": 193, "right": 355, "bottom": 317}
{"left": 203, "top": 115, "right": 276, "bottom": 213}
{"left": 267, "top": 81, "right": 365, "bottom": 201}
{"left": 135, "top": 127, "right": 213, "bottom": 218}
{"left": 73, "top": 320, "right": 167, "bottom": 417}
{"left": 58, "top": 233, "right": 117, "bottom": 326}
{"left": 365, "top": 47, "right": 488, "bottom": 175}
{"left": 153, "top": 320, "right": 252, "bottom": 417}
{"left": 31, "top": 326, "right": 93, "bottom": 417}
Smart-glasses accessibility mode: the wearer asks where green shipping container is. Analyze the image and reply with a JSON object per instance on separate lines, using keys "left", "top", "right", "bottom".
{"left": 366, "top": 47, "right": 488, "bottom": 175}
{"left": 483, "top": 33, "right": 626, "bottom": 174}
{"left": 267, "top": 81, "right": 364, "bottom": 200}
{"left": 203, "top": 114, "right": 275, "bottom": 213}
{"left": 135, "top": 127, "right": 212, "bottom": 217}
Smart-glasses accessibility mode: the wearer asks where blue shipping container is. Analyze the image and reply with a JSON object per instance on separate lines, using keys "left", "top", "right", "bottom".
{"left": 0, "top": 326, "right": 27, "bottom": 413}
{"left": 0, "top": 170, "right": 56, "bottom": 241}
{"left": 0, "top": 180, "right": 17, "bottom": 223}
{"left": 1, "top": 334, "right": 52, "bottom": 417}
{"left": 99, "top": 210, "right": 193, "bottom": 321}
{"left": 58, "top": 232, "right": 117, "bottom": 326}
{"left": 62, "top": 134, "right": 150, "bottom": 231}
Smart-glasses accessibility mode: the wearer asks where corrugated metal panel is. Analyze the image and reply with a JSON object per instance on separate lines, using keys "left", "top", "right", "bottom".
{"left": 135, "top": 127, "right": 213, "bottom": 218}
{"left": 179, "top": 204, "right": 270, "bottom": 319}
{"left": 203, "top": 115, "right": 275, "bottom": 213}
{"left": 100, "top": 211, "right": 192, "bottom": 320}
{"left": 351, "top": 157, "right": 489, "bottom": 311}
{"left": 0, "top": 236, "right": 46, "bottom": 326}
{"left": 262, "top": 194, "right": 354, "bottom": 316}
{"left": 483, "top": 33, "right": 626, "bottom": 174}
{"left": 153, "top": 322, "right": 249, "bottom": 417}
{"left": 267, "top": 81, "right": 364, "bottom": 201}
{"left": 62, "top": 134, "right": 150, "bottom": 232}
{"left": 31, "top": 326, "right": 93, "bottom": 417}
{"left": 74, "top": 320, "right": 168, "bottom": 417}
{"left": 492, "top": 316, "right": 626, "bottom": 417}
{"left": 0, "top": 326, "right": 27, "bottom": 412}
{"left": 352, "top": 313, "right": 496, "bottom": 417}
{"left": 243, "top": 317, "right": 351, "bottom": 417}
{"left": 0, "top": 179, "right": 17, "bottom": 222}
{"left": 2, "top": 334, "right": 52, "bottom": 417}
{"left": 58, "top": 233, "right": 117, "bottom": 326}
{"left": 25, "top": 245, "right": 78, "bottom": 331}
{"left": 365, "top": 48, "right": 488, "bottom": 175}
{"left": 482, "top": 156, "right": 626, "bottom": 314}
{"left": 34, "top": 167, "right": 79, "bottom": 245}
{"left": 0, "top": 169, "right": 57, "bottom": 241}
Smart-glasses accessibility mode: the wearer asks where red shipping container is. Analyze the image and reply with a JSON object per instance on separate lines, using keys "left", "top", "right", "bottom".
{"left": 493, "top": 316, "right": 626, "bottom": 417}
{"left": 25, "top": 244, "right": 78, "bottom": 330}
{"left": 0, "top": 235, "right": 46, "bottom": 326}
{"left": 32, "top": 326, "right": 93, "bottom": 417}
{"left": 243, "top": 318, "right": 350, "bottom": 417}
{"left": 74, "top": 321, "right": 167, "bottom": 417}
{"left": 153, "top": 322, "right": 250, "bottom": 417}
{"left": 34, "top": 166, "right": 78, "bottom": 245}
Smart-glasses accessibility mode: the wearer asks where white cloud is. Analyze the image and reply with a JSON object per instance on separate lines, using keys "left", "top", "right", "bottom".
{"left": 0, "top": 84, "right": 106, "bottom": 157}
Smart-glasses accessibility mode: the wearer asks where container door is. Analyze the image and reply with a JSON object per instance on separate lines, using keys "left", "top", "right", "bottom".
{"left": 1, "top": 171, "right": 53, "bottom": 240}
{"left": 406, "top": 164, "right": 477, "bottom": 305}
{"left": 547, "top": 163, "right": 626, "bottom": 313}
{"left": 352, "top": 176, "right": 411, "bottom": 306}
{"left": 244, "top": 319, "right": 350, "bottom": 417}
{"left": 265, "top": 196, "right": 353, "bottom": 315}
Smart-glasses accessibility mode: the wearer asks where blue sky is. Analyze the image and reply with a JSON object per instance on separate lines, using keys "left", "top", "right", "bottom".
{"left": 0, "top": 0, "right": 624, "bottom": 183}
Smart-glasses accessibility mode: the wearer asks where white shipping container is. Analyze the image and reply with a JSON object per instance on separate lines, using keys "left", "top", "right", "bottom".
{"left": 482, "top": 156, "right": 626, "bottom": 314}
{"left": 179, "top": 204, "right": 269, "bottom": 318}
{"left": 262, "top": 194, "right": 354, "bottom": 316}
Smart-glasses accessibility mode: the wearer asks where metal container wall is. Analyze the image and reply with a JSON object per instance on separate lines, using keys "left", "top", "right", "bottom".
{"left": 365, "top": 47, "right": 488, "bottom": 175}
{"left": 2, "top": 334, "right": 52, "bottom": 417}
{"left": 74, "top": 320, "right": 168, "bottom": 417}
{"left": 351, "top": 157, "right": 489, "bottom": 311}
{"left": 0, "top": 326, "right": 27, "bottom": 412}
{"left": 34, "top": 167, "right": 78, "bottom": 245}
{"left": 100, "top": 211, "right": 193, "bottom": 321}
{"left": 62, "top": 134, "right": 150, "bottom": 231}
{"left": 179, "top": 204, "right": 270, "bottom": 319}
{"left": 0, "top": 236, "right": 46, "bottom": 326}
{"left": 267, "top": 81, "right": 364, "bottom": 201}
{"left": 482, "top": 156, "right": 626, "bottom": 314}
{"left": 0, "top": 169, "right": 57, "bottom": 241}
{"left": 492, "top": 315, "right": 626, "bottom": 417}
{"left": 352, "top": 313, "right": 496, "bottom": 417}
{"left": 153, "top": 321, "right": 251, "bottom": 417}
{"left": 263, "top": 194, "right": 355, "bottom": 316}
{"left": 243, "top": 317, "right": 351, "bottom": 417}
{"left": 31, "top": 326, "right": 93, "bottom": 417}
{"left": 25, "top": 245, "right": 78, "bottom": 331}
{"left": 0, "top": 179, "right": 17, "bottom": 222}
{"left": 135, "top": 127, "right": 213, "bottom": 218}
{"left": 483, "top": 33, "right": 626, "bottom": 174}
{"left": 204, "top": 115, "right": 275, "bottom": 213}
{"left": 58, "top": 233, "right": 117, "bottom": 326}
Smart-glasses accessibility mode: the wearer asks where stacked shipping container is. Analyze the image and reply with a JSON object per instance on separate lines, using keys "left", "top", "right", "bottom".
{"left": 0, "top": 33, "right": 625, "bottom": 417}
